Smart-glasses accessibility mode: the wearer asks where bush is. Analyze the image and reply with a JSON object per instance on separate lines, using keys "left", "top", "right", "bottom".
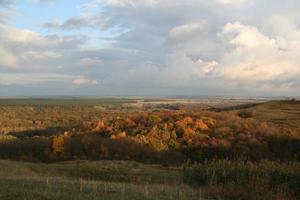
{"left": 238, "top": 110, "right": 254, "bottom": 118}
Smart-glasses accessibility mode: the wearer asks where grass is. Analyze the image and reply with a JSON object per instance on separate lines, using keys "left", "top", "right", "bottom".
{"left": 184, "top": 160, "right": 300, "bottom": 200}
{"left": 248, "top": 100, "right": 300, "bottom": 130}
{"left": 0, "top": 160, "right": 202, "bottom": 200}
{"left": 1, "top": 159, "right": 299, "bottom": 200}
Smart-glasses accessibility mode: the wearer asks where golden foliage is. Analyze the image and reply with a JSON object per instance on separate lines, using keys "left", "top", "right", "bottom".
{"left": 92, "top": 120, "right": 105, "bottom": 133}
{"left": 52, "top": 135, "right": 65, "bottom": 154}
{"left": 195, "top": 119, "right": 209, "bottom": 131}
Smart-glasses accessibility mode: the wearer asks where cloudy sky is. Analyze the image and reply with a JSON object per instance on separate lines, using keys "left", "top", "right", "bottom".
{"left": 0, "top": 0, "right": 299, "bottom": 97}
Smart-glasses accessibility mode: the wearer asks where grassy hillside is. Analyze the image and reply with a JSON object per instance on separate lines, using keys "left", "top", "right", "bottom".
{"left": 1, "top": 159, "right": 299, "bottom": 200}
{"left": 249, "top": 100, "right": 300, "bottom": 130}
{"left": 0, "top": 160, "right": 199, "bottom": 200}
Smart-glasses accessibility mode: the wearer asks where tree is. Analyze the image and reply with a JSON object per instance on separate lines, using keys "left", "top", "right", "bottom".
{"left": 52, "top": 135, "right": 65, "bottom": 154}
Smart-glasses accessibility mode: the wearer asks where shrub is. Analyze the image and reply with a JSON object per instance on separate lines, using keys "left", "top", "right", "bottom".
{"left": 238, "top": 110, "right": 254, "bottom": 118}
{"left": 184, "top": 160, "right": 300, "bottom": 199}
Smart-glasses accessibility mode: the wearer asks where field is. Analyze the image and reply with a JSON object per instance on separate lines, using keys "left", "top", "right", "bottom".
{"left": 0, "top": 160, "right": 197, "bottom": 200}
{"left": 1, "top": 159, "right": 299, "bottom": 200}
{"left": 0, "top": 98, "right": 299, "bottom": 200}
{"left": 249, "top": 100, "right": 300, "bottom": 130}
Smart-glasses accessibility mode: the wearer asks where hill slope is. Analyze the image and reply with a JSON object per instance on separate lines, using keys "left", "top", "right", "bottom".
{"left": 247, "top": 100, "right": 300, "bottom": 130}
{"left": 0, "top": 160, "right": 198, "bottom": 200}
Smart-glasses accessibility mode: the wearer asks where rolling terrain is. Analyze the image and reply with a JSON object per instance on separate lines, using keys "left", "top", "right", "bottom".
{"left": 0, "top": 98, "right": 299, "bottom": 200}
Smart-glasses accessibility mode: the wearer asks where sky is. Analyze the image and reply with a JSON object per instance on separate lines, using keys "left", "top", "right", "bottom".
{"left": 0, "top": 0, "right": 300, "bottom": 97}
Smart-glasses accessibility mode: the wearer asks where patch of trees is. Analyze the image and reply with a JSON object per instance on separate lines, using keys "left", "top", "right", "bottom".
{"left": 0, "top": 110, "right": 299, "bottom": 164}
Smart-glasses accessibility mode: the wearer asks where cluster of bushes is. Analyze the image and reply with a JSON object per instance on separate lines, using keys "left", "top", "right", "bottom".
{"left": 184, "top": 160, "right": 300, "bottom": 200}
{"left": 76, "top": 110, "right": 300, "bottom": 162}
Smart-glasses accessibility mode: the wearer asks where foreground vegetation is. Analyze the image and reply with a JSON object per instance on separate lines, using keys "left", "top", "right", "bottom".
{"left": 0, "top": 159, "right": 299, "bottom": 200}
{"left": 0, "top": 159, "right": 197, "bottom": 200}
{"left": 184, "top": 160, "right": 300, "bottom": 200}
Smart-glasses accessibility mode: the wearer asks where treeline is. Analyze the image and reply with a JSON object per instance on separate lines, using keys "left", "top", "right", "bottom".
{"left": 0, "top": 134, "right": 299, "bottom": 164}
{"left": 0, "top": 110, "right": 299, "bottom": 164}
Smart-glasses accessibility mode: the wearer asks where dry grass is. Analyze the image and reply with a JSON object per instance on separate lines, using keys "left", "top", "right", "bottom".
{"left": 0, "top": 160, "right": 203, "bottom": 200}
{"left": 248, "top": 100, "right": 300, "bottom": 130}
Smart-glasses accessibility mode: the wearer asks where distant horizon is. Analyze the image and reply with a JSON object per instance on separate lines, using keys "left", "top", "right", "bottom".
{"left": 0, "top": 95, "right": 298, "bottom": 100}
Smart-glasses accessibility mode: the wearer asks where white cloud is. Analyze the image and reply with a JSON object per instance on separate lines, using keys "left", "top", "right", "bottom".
{"left": 218, "top": 22, "right": 300, "bottom": 86}
{"left": 0, "top": 25, "right": 87, "bottom": 70}
{"left": 223, "top": 22, "right": 277, "bottom": 48}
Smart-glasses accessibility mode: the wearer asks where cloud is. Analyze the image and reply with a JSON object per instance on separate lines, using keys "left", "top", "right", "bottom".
{"left": 72, "top": 76, "right": 98, "bottom": 85}
{"left": 80, "top": 58, "right": 103, "bottom": 68}
{"left": 0, "top": 11, "right": 10, "bottom": 24}
{"left": 104, "top": 0, "right": 250, "bottom": 7}
{"left": 222, "top": 22, "right": 277, "bottom": 48}
{"left": 1, "top": 0, "right": 300, "bottom": 96}
{"left": 91, "top": 0, "right": 299, "bottom": 96}
{"left": 0, "top": 0, "right": 14, "bottom": 6}
{"left": 0, "top": 73, "right": 98, "bottom": 89}
{"left": 216, "top": 0, "right": 249, "bottom": 5}
{"left": 105, "top": 0, "right": 157, "bottom": 7}
{"left": 168, "top": 22, "right": 207, "bottom": 45}
{"left": 0, "top": 73, "right": 74, "bottom": 85}
{"left": 0, "top": 25, "right": 88, "bottom": 70}
{"left": 33, "top": 0, "right": 56, "bottom": 3}
{"left": 218, "top": 22, "right": 300, "bottom": 86}
{"left": 43, "top": 16, "right": 103, "bottom": 30}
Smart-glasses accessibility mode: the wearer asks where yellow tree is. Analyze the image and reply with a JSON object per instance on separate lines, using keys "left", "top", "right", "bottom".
{"left": 52, "top": 135, "right": 65, "bottom": 154}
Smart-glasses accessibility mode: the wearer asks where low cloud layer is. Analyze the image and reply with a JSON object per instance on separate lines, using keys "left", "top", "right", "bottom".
{"left": 0, "top": 0, "right": 300, "bottom": 96}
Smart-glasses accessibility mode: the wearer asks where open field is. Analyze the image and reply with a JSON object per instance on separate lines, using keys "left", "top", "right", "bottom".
{"left": 0, "top": 159, "right": 199, "bottom": 200}
{"left": 249, "top": 100, "right": 300, "bottom": 130}
{"left": 0, "top": 159, "right": 299, "bottom": 200}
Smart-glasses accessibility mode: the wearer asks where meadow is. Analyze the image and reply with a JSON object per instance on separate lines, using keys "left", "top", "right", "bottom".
{"left": 0, "top": 159, "right": 197, "bottom": 200}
